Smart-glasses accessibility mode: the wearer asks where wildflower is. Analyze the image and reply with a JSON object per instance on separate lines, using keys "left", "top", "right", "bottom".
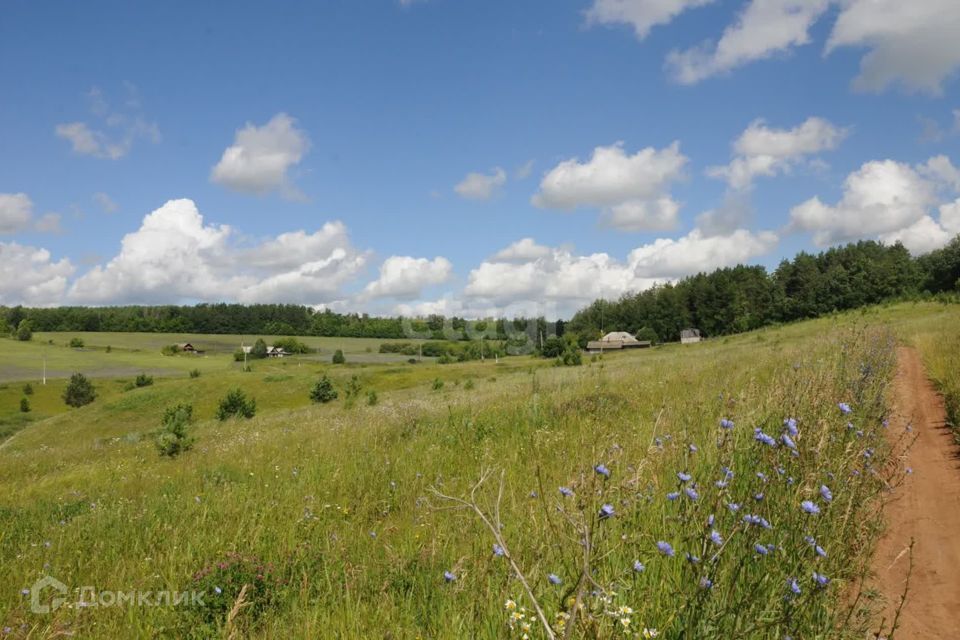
{"left": 812, "top": 571, "right": 830, "bottom": 587}
{"left": 699, "top": 576, "right": 714, "bottom": 590}
{"left": 754, "top": 492, "right": 764, "bottom": 501}
{"left": 685, "top": 553, "right": 700, "bottom": 564}
{"left": 715, "top": 480, "right": 728, "bottom": 489}
{"left": 559, "top": 486, "right": 573, "bottom": 497}
{"left": 906, "top": 467, "right": 913, "bottom": 475}
{"left": 20, "top": 589, "right": 29, "bottom": 596}
{"left": 709, "top": 530, "right": 723, "bottom": 546}
{"left": 677, "top": 471, "right": 692, "bottom": 483}
{"left": 804, "top": 535, "right": 816, "bottom": 546}
{"left": 820, "top": 485, "right": 833, "bottom": 502}
{"left": 707, "top": 514, "right": 715, "bottom": 526}
{"left": 689, "top": 443, "right": 698, "bottom": 453}
{"left": 599, "top": 503, "right": 615, "bottom": 518}
{"left": 684, "top": 486, "right": 699, "bottom": 501}
{"left": 214, "top": 586, "right": 222, "bottom": 595}
{"left": 666, "top": 491, "right": 680, "bottom": 501}
{"left": 787, "top": 577, "right": 801, "bottom": 595}
{"left": 619, "top": 617, "right": 632, "bottom": 628}
{"left": 754, "top": 428, "right": 777, "bottom": 447}
{"left": 756, "top": 472, "right": 767, "bottom": 482}
{"left": 505, "top": 599, "right": 517, "bottom": 610}
{"left": 444, "top": 571, "right": 456, "bottom": 582}
{"left": 754, "top": 543, "right": 769, "bottom": 556}
{"left": 633, "top": 560, "right": 645, "bottom": 573}
{"left": 838, "top": 402, "right": 852, "bottom": 414}
{"left": 801, "top": 500, "right": 820, "bottom": 515}
{"left": 784, "top": 417, "right": 798, "bottom": 436}
{"left": 727, "top": 502, "right": 741, "bottom": 512}
{"left": 722, "top": 466, "right": 735, "bottom": 478}
{"left": 720, "top": 418, "right": 735, "bottom": 429}
{"left": 643, "top": 629, "right": 659, "bottom": 639}
{"left": 656, "top": 541, "right": 675, "bottom": 557}
{"left": 781, "top": 434, "right": 797, "bottom": 450}
{"left": 529, "top": 491, "right": 538, "bottom": 498}
{"left": 493, "top": 544, "right": 505, "bottom": 557}
{"left": 548, "top": 574, "right": 562, "bottom": 585}
{"left": 759, "top": 517, "right": 772, "bottom": 529}
{"left": 594, "top": 464, "right": 611, "bottom": 478}
{"left": 815, "top": 544, "right": 827, "bottom": 557}
{"left": 618, "top": 605, "right": 634, "bottom": 615}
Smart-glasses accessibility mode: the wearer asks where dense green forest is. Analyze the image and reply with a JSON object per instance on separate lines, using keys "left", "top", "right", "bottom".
{"left": 3, "top": 236, "right": 958, "bottom": 344}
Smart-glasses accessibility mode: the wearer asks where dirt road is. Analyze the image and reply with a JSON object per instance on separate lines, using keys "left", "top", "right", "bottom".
{"left": 869, "top": 347, "right": 960, "bottom": 638}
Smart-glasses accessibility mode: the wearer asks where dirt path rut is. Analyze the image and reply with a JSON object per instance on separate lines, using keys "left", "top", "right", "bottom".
{"left": 869, "top": 346, "right": 960, "bottom": 638}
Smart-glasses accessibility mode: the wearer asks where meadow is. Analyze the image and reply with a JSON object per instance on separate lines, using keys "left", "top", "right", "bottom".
{"left": 0, "top": 302, "right": 957, "bottom": 638}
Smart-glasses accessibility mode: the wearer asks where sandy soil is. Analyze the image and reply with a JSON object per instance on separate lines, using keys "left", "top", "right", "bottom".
{"left": 868, "top": 347, "right": 960, "bottom": 638}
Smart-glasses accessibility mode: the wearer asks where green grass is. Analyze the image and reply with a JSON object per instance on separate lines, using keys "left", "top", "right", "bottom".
{"left": 0, "top": 303, "right": 957, "bottom": 638}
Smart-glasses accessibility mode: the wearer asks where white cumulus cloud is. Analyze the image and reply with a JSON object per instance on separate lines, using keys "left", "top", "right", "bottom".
{"left": 585, "top": 0, "right": 715, "bottom": 40}
{"left": 454, "top": 167, "right": 507, "bottom": 200}
{"left": 210, "top": 113, "right": 311, "bottom": 199}
{"left": 532, "top": 141, "right": 687, "bottom": 231}
{"left": 55, "top": 86, "right": 160, "bottom": 159}
{"left": 363, "top": 256, "right": 453, "bottom": 300}
{"left": 0, "top": 193, "right": 34, "bottom": 234}
{"left": 0, "top": 242, "right": 75, "bottom": 305}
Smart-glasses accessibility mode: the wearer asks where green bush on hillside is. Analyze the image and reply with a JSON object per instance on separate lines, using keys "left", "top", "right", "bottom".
{"left": 62, "top": 373, "right": 96, "bottom": 408}
{"left": 332, "top": 349, "right": 346, "bottom": 364}
{"left": 69, "top": 337, "right": 84, "bottom": 348}
{"left": 309, "top": 375, "right": 338, "bottom": 404}
{"left": 216, "top": 388, "right": 256, "bottom": 420}
{"left": 16, "top": 320, "right": 32, "bottom": 341}
{"left": 156, "top": 403, "right": 194, "bottom": 457}
{"left": 19, "top": 397, "right": 30, "bottom": 413}
{"left": 135, "top": 373, "right": 154, "bottom": 387}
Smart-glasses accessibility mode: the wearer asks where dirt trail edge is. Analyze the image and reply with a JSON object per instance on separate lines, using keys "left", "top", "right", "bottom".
{"left": 868, "top": 346, "right": 960, "bottom": 638}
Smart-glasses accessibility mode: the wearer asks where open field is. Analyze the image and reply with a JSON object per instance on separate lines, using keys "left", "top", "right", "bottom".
{"left": 0, "top": 302, "right": 958, "bottom": 638}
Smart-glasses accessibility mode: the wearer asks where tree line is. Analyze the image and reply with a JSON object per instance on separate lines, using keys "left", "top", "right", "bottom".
{"left": 567, "top": 236, "right": 960, "bottom": 343}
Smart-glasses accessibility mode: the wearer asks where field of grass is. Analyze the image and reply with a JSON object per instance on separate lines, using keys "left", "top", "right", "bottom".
{"left": 0, "top": 302, "right": 957, "bottom": 638}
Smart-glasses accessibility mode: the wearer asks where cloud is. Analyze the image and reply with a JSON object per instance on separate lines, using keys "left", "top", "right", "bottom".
{"left": 708, "top": 117, "right": 847, "bottom": 189}
{"left": 585, "top": 0, "right": 715, "bottom": 40}
{"left": 454, "top": 167, "right": 507, "bottom": 200}
{"left": 515, "top": 160, "right": 535, "bottom": 180}
{"left": 694, "top": 191, "right": 753, "bottom": 236}
{"left": 532, "top": 141, "right": 687, "bottom": 231}
{"left": 0, "top": 242, "right": 75, "bottom": 305}
{"left": 34, "top": 213, "right": 63, "bottom": 234}
{"left": 362, "top": 256, "right": 453, "bottom": 299}
{"left": 0, "top": 193, "right": 34, "bottom": 234}
{"left": 55, "top": 86, "right": 160, "bottom": 159}
{"left": 210, "top": 113, "right": 311, "bottom": 199}
{"left": 826, "top": 0, "right": 960, "bottom": 94}
{"left": 94, "top": 192, "right": 119, "bottom": 213}
{"left": 458, "top": 227, "right": 777, "bottom": 317}
{"left": 70, "top": 199, "right": 368, "bottom": 304}
{"left": 789, "top": 156, "right": 960, "bottom": 253}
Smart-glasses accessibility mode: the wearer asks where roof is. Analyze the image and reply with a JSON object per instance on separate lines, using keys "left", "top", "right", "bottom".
{"left": 587, "top": 340, "right": 623, "bottom": 350}
{"left": 680, "top": 329, "right": 701, "bottom": 339}
{"left": 600, "top": 331, "right": 640, "bottom": 343}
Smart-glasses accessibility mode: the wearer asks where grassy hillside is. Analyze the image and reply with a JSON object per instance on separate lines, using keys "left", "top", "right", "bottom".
{"left": 0, "top": 303, "right": 957, "bottom": 638}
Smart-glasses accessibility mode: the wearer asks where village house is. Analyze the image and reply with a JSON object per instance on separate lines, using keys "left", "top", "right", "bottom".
{"left": 680, "top": 329, "right": 702, "bottom": 344}
{"left": 586, "top": 331, "right": 652, "bottom": 353}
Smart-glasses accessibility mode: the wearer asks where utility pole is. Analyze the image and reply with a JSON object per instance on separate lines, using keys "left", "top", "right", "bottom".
{"left": 42, "top": 348, "right": 46, "bottom": 385}
{"left": 481, "top": 335, "right": 485, "bottom": 362}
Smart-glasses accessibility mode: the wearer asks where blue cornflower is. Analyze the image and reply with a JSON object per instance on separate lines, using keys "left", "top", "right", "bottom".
{"left": 666, "top": 491, "right": 680, "bottom": 501}
{"left": 444, "top": 571, "right": 456, "bottom": 582}
{"left": 784, "top": 418, "right": 798, "bottom": 436}
{"left": 720, "top": 418, "right": 735, "bottom": 429}
{"left": 715, "top": 480, "right": 728, "bottom": 489}
{"left": 820, "top": 485, "right": 833, "bottom": 502}
{"left": 801, "top": 500, "right": 820, "bottom": 515}
{"left": 655, "top": 437, "right": 664, "bottom": 447}
{"left": 548, "top": 573, "right": 562, "bottom": 585}
{"left": 754, "top": 543, "right": 769, "bottom": 556}
{"left": 760, "top": 517, "right": 772, "bottom": 529}
{"left": 812, "top": 572, "right": 830, "bottom": 587}
{"left": 757, "top": 472, "right": 767, "bottom": 482}
{"left": 594, "top": 464, "right": 611, "bottom": 478}
{"left": 788, "top": 577, "right": 801, "bottom": 595}
{"left": 754, "top": 428, "right": 777, "bottom": 447}
{"left": 686, "top": 553, "right": 700, "bottom": 564}
{"left": 656, "top": 541, "right": 675, "bottom": 557}
{"left": 633, "top": 560, "right": 645, "bottom": 573}
{"left": 684, "top": 486, "right": 700, "bottom": 501}
{"left": 754, "top": 493, "right": 764, "bottom": 501}
{"left": 815, "top": 544, "right": 827, "bottom": 557}
{"left": 599, "top": 503, "right": 615, "bottom": 518}
{"left": 559, "top": 486, "right": 573, "bottom": 497}
{"left": 727, "top": 502, "right": 741, "bottom": 512}
{"left": 707, "top": 514, "right": 715, "bottom": 526}
{"left": 781, "top": 434, "right": 797, "bottom": 450}
{"left": 709, "top": 530, "right": 723, "bottom": 546}
{"left": 838, "top": 402, "right": 852, "bottom": 414}
{"left": 677, "top": 471, "right": 692, "bottom": 483}
{"left": 493, "top": 544, "right": 505, "bottom": 557}
{"left": 743, "top": 514, "right": 761, "bottom": 526}
{"left": 699, "top": 576, "right": 713, "bottom": 590}
{"left": 689, "top": 443, "right": 698, "bottom": 453}
{"left": 804, "top": 535, "right": 816, "bottom": 546}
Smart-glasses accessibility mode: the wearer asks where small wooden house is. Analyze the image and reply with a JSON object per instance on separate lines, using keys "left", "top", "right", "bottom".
{"left": 680, "top": 329, "right": 702, "bottom": 344}
{"left": 586, "top": 331, "right": 652, "bottom": 353}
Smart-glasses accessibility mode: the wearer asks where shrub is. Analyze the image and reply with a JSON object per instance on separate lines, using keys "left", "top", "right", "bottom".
{"left": 366, "top": 390, "right": 378, "bottom": 406}
{"left": 464, "top": 378, "right": 475, "bottom": 390}
{"left": 156, "top": 403, "right": 194, "bottom": 457}
{"left": 251, "top": 338, "right": 269, "bottom": 359}
{"left": 22, "top": 383, "right": 33, "bottom": 395}
{"left": 556, "top": 347, "right": 582, "bottom": 367}
{"left": 63, "top": 373, "right": 96, "bottom": 407}
{"left": 135, "top": 373, "right": 154, "bottom": 388}
{"left": 187, "top": 553, "right": 281, "bottom": 632}
{"left": 68, "top": 337, "right": 85, "bottom": 348}
{"left": 19, "top": 397, "right": 30, "bottom": 413}
{"left": 272, "top": 337, "right": 309, "bottom": 354}
{"left": 343, "top": 375, "right": 362, "bottom": 408}
{"left": 233, "top": 350, "right": 246, "bottom": 362}
{"left": 216, "top": 388, "right": 256, "bottom": 420}
{"left": 407, "top": 358, "right": 418, "bottom": 364}
{"left": 189, "top": 369, "right": 201, "bottom": 379}
{"left": 332, "top": 349, "right": 346, "bottom": 364}
{"left": 432, "top": 378, "right": 444, "bottom": 391}
{"left": 635, "top": 326, "right": 659, "bottom": 344}
{"left": 309, "top": 375, "right": 338, "bottom": 404}
{"left": 105, "top": 345, "right": 112, "bottom": 353}
{"left": 161, "top": 344, "right": 181, "bottom": 356}
{"left": 16, "top": 320, "right": 32, "bottom": 342}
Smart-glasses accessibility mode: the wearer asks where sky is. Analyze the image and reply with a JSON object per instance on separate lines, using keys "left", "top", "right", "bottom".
{"left": 1, "top": 0, "right": 959, "bottom": 319}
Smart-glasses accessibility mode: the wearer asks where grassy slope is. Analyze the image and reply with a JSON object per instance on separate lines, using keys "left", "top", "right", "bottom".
{"left": 0, "top": 303, "right": 957, "bottom": 638}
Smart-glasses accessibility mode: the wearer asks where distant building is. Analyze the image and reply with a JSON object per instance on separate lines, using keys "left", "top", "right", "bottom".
{"left": 177, "top": 343, "right": 204, "bottom": 354}
{"left": 680, "top": 329, "right": 702, "bottom": 344}
{"left": 266, "top": 346, "right": 288, "bottom": 358}
{"left": 586, "top": 331, "right": 652, "bottom": 353}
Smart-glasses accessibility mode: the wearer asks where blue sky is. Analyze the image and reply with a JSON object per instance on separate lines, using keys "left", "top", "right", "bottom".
{"left": 1, "top": 0, "right": 958, "bottom": 318}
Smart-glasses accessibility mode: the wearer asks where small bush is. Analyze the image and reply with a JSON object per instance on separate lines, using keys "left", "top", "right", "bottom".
{"left": 251, "top": 338, "right": 269, "bottom": 359}
{"left": 216, "top": 388, "right": 256, "bottom": 420}
{"left": 189, "top": 368, "right": 201, "bottom": 378}
{"left": 69, "top": 337, "right": 84, "bottom": 348}
{"left": 407, "top": 358, "right": 418, "bottom": 365}
{"left": 272, "top": 337, "right": 309, "bottom": 354}
{"left": 15, "top": 320, "right": 31, "bottom": 342}
{"left": 343, "top": 375, "right": 362, "bottom": 408}
{"left": 332, "top": 349, "right": 346, "bottom": 364}
{"left": 366, "top": 390, "right": 378, "bottom": 406}
{"left": 161, "top": 344, "right": 181, "bottom": 356}
{"left": 464, "top": 378, "right": 475, "bottom": 390}
{"left": 156, "top": 403, "right": 194, "bottom": 457}
{"left": 63, "top": 373, "right": 96, "bottom": 408}
{"left": 432, "top": 378, "right": 444, "bottom": 391}
{"left": 105, "top": 345, "right": 112, "bottom": 353}
{"left": 135, "top": 373, "right": 154, "bottom": 387}
{"left": 19, "top": 397, "right": 30, "bottom": 413}
{"left": 22, "top": 383, "right": 33, "bottom": 395}
{"left": 309, "top": 375, "right": 338, "bottom": 404}
{"left": 187, "top": 553, "right": 281, "bottom": 633}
